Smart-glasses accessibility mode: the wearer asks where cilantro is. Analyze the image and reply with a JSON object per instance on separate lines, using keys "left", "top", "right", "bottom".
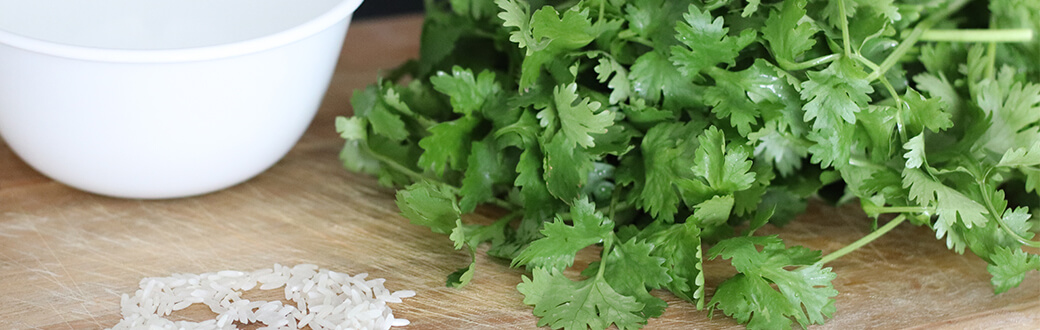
{"left": 340, "top": 1, "right": 1040, "bottom": 329}
{"left": 762, "top": 0, "right": 819, "bottom": 68}
{"left": 512, "top": 198, "right": 614, "bottom": 271}
{"left": 669, "top": 4, "right": 755, "bottom": 77}
{"left": 988, "top": 246, "right": 1040, "bottom": 294}
{"left": 518, "top": 267, "right": 646, "bottom": 330}
{"left": 707, "top": 236, "right": 838, "bottom": 330}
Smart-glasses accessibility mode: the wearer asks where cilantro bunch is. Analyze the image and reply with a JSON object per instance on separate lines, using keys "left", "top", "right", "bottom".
{"left": 336, "top": 0, "right": 1040, "bottom": 329}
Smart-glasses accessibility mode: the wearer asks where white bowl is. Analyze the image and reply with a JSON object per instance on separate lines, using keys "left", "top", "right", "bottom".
{"left": 0, "top": 0, "right": 364, "bottom": 199}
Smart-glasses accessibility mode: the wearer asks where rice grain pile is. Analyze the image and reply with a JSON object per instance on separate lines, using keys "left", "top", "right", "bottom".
{"left": 110, "top": 264, "right": 415, "bottom": 330}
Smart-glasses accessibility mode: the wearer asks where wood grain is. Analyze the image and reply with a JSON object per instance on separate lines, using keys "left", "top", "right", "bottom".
{"left": 1, "top": 14, "right": 1037, "bottom": 330}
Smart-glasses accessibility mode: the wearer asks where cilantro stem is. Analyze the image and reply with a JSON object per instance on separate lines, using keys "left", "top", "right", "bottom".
{"left": 848, "top": 156, "right": 888, "bottom": 171}
{"left": 837, "top": 0, "right": 853, "bottom": 58}
{"left": 595, "top": 234, "right": 613, "bottom": 279}
{"left": 975, "top": 176, "right": 1040, "bottom": 248}
{"left": 816, "top": 215, "right": 907, "bottom": 266}
{"left": 866, "top": 0, "right": 972, "bottom": 82}
{"left": 984, "top": 41, "right": 998, "bottom": 80}
{"left": 861, "top": 204, "right": 933, "bottom": 215}
{"left": 919, "top": 29, "right": 1035, "bottom": 43}
{"left": 777, "top": 54, "right": 841, "bottom": 71}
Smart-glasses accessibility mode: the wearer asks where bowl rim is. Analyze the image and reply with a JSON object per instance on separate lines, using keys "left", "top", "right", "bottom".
{"left": 0, "top": 0, "right": 363, "bottom": 63}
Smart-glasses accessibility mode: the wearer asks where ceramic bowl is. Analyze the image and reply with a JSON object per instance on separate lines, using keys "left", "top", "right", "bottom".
{"left": 0, "top": 0, "right": 364, "bottom": 198}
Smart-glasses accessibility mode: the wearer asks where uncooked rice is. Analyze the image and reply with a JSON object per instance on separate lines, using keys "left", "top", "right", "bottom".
{"left": 109, "top": 264, "right": 415, "bottom": 330}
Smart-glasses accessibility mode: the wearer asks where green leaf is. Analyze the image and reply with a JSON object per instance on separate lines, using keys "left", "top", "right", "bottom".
{"left": 800, "top": 59, "right": 872, "bottom": 168}
{"left": 629, "top": 51, "right": 702, "bottom": 108}
{"left": 692, "top": 195, "right": 735, "bottom": 227}
{"left": 593, "top": 55, "right": 633, "bottom": 105}
{"left": 693, "top": 126, "right": 756, "bottom": 193}
{"left": 987, "top": 246, "right": 1040, "bottom": 294}
{"left": 976, "top": 71, "right": 1040, "bottom": 156}
{"left": 819, "top": 0, "right": 901, "bottom": 29}
{"left": 708, "top": 236, "right": 837, "bottom": 329}
{"left": 335, "top": 116, "right": 367, "bottom": 141}
{"left": 449, "top": 0, "right": 499, "bottom": 19}
{"left": 459, "top": 140, "right": 508, "bottom": 212}
{"left": 339, "top": 140, "right": 381, "bottom": 176}
{"left": 367, "top": 100, "right": 410, "bottom": 142}
{"left": 902, "top": 133, "right": 927, "bottom": 169}
{"left": 669, "top": 4, "right": 756, "bottom": 77}
{"left": 801, "top": 58, "right": 873, "bottom": 130}
{"left": 418, "top": 116, "right": 480, "bottom": 176}
{"left": 639, "top": 222, "right": 704, "bottom": 307}
{"left": 590, "top": 239, "right": 672, "bottom": 319}
{"left": 623, "top": 0, "right": 695, "bottom": 49}
{"left": 751, "top": 123, "right": 808, "bottom": 177}
{"left": 448, "top": 218, "right": 509, "bottom": 288}
{"left": 902, "top": 168, "right": 990, "bottom": 252}
{"left": 513, "top": 199, "right": 614, "bottom": 270}
{"left": 395, "top": 181, "right": 461, "bottom": 235}
{"left": 543, "top": 135, "right": 595, "bottom": 202}
{"left": 540, "top": 83, "right": 615, "bottom": 149}
{"left": 998, "top": 141, "right": 1040, "bottom": 168}
{"left": 518, "top": 267, "right": 647, "bottom": 330}
{"left": 762, "top": 0, "right": 818, "bottom": 66}
{"left": 636, "top": 122, "right": 701, "bottom": 222}
{"left": 703, "top": 70, "right": 764, "bottom": 136}
{"left": 513, "top": 5, "right": 599, "bottom": 89}
{"left": 497, "top": 0, "right": 537, "bottom": 50}
{"left": 430, "top": 66, "right": 502, "bottom": 116}
{"left": 902, "top": 88, "right": 953, "bottom": 134}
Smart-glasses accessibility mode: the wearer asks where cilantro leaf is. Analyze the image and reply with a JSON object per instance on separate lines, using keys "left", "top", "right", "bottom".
{"left": 518, "top": 267, "right": 647, "bottom": 330}
{"left": 692, "top": 195, "right": 735, "bottom": 227}
{"left": 361, "top": 92, "right": 410, "bottom": 142}
{"left": 593, "top": 55, "right": 633, "bottom": 105}
{"left": 902, "top": 88, "right": 953, "bottom": 134}
{"left": 417, "top": 116, "right": 480, "bottom": 176}
{"left": 508, "top": 4, "right": 599, "bottom": 89}
{"left": 800, "top": 59, "right": 873, "bottom": 167}
{"left": 693, "top": 126, "right": 756, "bottom": 193}
{"left": 998, "top": 141, "right": 1040, "bottom": 168}
{"left": 762, "top": 0, "right": 819, "bottom": 67}
{"left": 801, "top": 58, "right": 873, "bottom": 131}
{"left": 513, "top": 199, "right": 614, "bottom": 270}
{"left": 496, "top": 0, "right": 537, "bottom": 51}
{"left": 585, "top": 239, "right": 672, "bottom": 319}
{"left": 543, "top": 135, "right": 595, "bottom": 202}
{"left": 459, "top": 140, "right": 510, "bottom": 212}
{"left": 538, "top": 83, "right": 615, "bottom": 149}
{"left": 987, "top": 246, "right": 1040, "bottom": 294}
{"left": 635, "top": 122, "right": 701, "bottom": 222}
{"left": 975, "top": 69, "right": 1040, "bottom": 156}
{"left": 629, "top": 51, "right": 702, "bottom": 109}
{"left": 448, "top": 218, "right": 509, "bottom": 288}
{"left": 639, "top": 222, "right": 705, "bottom": 307}
{"left": 430, "top": 66, "right": 502, "bottom": 116}
{"left": 669, "top": 4, "right": 756, "bottom": 77}
{"left": 751, "top": 123, "right": 809, "bottom": 177}
{"left": 902, "top": 168, "right": 990, "bottom": 252}
{"left": 902, "top": 133, "right": 927, "bottom": 169}
{"left": 708, "top": 236, "right": 838, "bottom": 329}
{"left": 396, "top": 181, "right": 461, "bottom": 235}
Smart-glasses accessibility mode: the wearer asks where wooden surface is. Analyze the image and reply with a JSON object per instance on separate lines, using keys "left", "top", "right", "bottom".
{"left": 1, "top": 14, "right": 1038, "bottom": 330}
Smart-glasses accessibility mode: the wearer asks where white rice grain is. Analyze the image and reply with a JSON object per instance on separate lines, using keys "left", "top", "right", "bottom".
{"left": 108, "top": 264, "right": 413, "bottom": 330}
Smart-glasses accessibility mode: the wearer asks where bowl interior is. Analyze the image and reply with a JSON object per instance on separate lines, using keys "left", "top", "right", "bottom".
{"left": 0, "top": 0, "right": 346, "bottom": 50}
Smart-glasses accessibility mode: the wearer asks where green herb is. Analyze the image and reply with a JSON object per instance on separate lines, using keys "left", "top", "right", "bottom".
{"left": 337, "top": 0, "right": 1040, "bottom": 328}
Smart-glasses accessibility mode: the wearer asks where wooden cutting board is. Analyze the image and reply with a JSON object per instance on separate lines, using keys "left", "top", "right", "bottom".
{"left": 1, "top": 14, "right": 1037, "bottom": 330}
